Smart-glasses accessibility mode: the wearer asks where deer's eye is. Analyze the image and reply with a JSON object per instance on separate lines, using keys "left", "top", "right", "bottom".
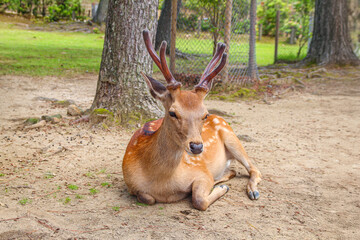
{"left": 203, "top": 114, "right": 210, "bottom": 120}
{"left": 169, "top": 111, "right": 178, "bottom": 119}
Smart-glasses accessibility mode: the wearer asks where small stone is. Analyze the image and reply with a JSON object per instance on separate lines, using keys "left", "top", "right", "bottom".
{"left": 41, "top": 115, "right": 53, "bottom": 122}
{"left": 311, "top": 74, "right": 322, "bottom": 78}
{"left": 54, "top": 99, "right": 76, "bottom": 107}
{"left": 24, "top": 120, "right": 46, "bottom": 129}
{"left": 67, "top": 105, "right": 83, "bottom": 116}
{"left": 24, "top": 117, "right": 40, "bottom": 125}
{"left": 52, "top": 117, "right": 60, "bottom": 124}
{"left": 237, "top": 134, "right": 256, "bottom": 142}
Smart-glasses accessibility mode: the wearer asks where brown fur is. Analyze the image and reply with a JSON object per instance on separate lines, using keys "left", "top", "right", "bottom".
{"left": 123, "top": 32, "right": 260, "bottom": 210}
{"left": 122, "top": 88, "right": 262, "bottom": 210}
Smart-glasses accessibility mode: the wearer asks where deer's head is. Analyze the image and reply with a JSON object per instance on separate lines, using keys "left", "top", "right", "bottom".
{"left": 141, "top": 30, "right": 227, "bottom": 155}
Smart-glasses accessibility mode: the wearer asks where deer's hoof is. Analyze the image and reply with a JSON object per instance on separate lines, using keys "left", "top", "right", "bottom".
{"left": 218, "top": 184, "right": 229, "bottom": 193}
{"left": 248, "top": 190, "right": 260, "bottom": 200}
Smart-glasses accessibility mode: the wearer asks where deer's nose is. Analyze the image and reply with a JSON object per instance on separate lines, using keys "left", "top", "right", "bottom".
{"left": 189, "top": 142, "right": 203, "bottom": 154}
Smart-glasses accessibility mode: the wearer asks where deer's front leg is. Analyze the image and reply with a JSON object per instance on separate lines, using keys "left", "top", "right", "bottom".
{"left": 223, "top": 132, "right": 262, "bottom": 200}
{"left": 137, "top": 192, "right": 156, "bottom": 205}
{"left": 192, "top": 178, "right": 229, "bottom": 211}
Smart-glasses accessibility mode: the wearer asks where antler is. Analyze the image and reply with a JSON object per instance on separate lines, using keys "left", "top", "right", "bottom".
{"left": 195, "top": 43, "right": 227, "bottom": 92}
{"left": 143, "top": 30, "right": 181, "bottom": 90}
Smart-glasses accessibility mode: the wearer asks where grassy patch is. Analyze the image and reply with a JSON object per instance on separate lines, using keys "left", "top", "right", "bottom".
{"left": 135, "top": 202, "right": 148, "bottom": 207}
{"left": 89, "top": 188, "right": 99, "bottom": 195}
{"left": 64, "top": 197, "right": 71, "bottom": 204}
{"left": 0, "top": 23, "right": 306, "bottom": 77}
{"left": 67, "top": 184, "right": 79, "bottom": 190}
{"left": 75, "top": 194, "right": 84, "bottom": 199}
{"left": 0, "top": 173, "right": 5, "bottom": 177}
{"left": 0, "top": 23, "right": 103, "bottom": 76}
{"left": 101, "top": 182, "right": 111, "bottom": 188}
{"left": 112, "top": 206, "right": 120, "bottom": 211}
{"left": 19, "top": 198, "right": 29, "bottom": 205}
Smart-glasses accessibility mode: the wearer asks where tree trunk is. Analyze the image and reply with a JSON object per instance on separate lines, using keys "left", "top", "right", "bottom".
{"left": 155, "top": 0, "right": 182, "bottom": 51}
{"left": 91, "top": 0, "right": 162, "bottom": 123}
{"left": 92, "top": 0, "right": 109, "bottom": 25}
{"left": 303, "top": 0, "right": 359, "bottom": 65}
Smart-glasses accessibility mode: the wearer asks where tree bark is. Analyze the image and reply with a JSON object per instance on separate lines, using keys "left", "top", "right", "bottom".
{"left": 92, "top": 0, "right": 109, "bottom": 25}
{"left": 91, "top": 0, "right": 162, "bottom": 123}
{"left": 303, "top": 0, "right": 359, "bottom": 65}
{"left": 155, "top": 0, "right": 182, "bottom": 51}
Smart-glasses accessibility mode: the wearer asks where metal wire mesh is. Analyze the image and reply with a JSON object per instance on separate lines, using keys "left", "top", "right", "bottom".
{"left": 275, "top": 16, "right": 313, "bottom": 63}
{"left": 171, "top": 0, "right": 255, "bottom": 85}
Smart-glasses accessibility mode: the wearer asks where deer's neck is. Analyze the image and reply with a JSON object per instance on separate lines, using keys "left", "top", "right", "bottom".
{"left": 145, "top": 118, "right": 183, "bottom": 177}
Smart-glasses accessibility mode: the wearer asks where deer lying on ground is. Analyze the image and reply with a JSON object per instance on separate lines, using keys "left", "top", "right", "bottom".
{"left": 122, "top": 30, "right": 261, "bottom": 211}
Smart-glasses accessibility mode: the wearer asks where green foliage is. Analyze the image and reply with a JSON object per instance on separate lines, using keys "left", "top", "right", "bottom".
{"left": 101, "top": 182, "right": 111, "bottom": 188}
{"left": 67, "top": 184, "right": 79, "bottom": 190}
{"left": 19, "top": 198, "right": 29, "bottom": 205}
{"left": 89, "top": 188, "right": 98, "bottom": 195}
{"left": 257, "top": 0, "right": 291, "bottom": 36}
{"left": 177, "top": 12, "right": 199, "bottom": 31}
{"left": 75, "top": 194, "right": 83, "bottom": 199}
{"left": 24, "top": 117, "right": 40, "bottom": 125}
{"left": 135, "top": 202, "right": 148, "bottom": 207}
{"left": 0, "top": 0, "right": 84, "bottom": 21}
{"left": 64, "top": 197, "right": 71, "bottom": 204}
{"left": 47, "top": 0, "right": 82, "bottom": 22}
{"left": 257, "top": 0, "right": 314, "bottom": 39}
{"left": 112, "top": 206, "right": 120, "bottom": 211}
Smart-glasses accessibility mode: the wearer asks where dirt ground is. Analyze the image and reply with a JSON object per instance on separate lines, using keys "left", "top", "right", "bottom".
{"left": 0, "top": 68, "right": 359, "bottom": 240}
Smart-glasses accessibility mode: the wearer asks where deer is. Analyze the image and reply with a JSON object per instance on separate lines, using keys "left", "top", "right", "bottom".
{"left": 122, "top": 30, "right": 261, "bottom": 211}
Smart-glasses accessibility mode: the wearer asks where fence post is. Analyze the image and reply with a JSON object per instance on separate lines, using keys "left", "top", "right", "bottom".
{"left": 223, "top": 0, "right": 233, "bottom": 83}
{"left": 170, "top": 0, "right": 178, "bottom": 73}
{"left": 307, "top": 15, "right": 313, "bottom": 53}
{"left": 274, "top": 10, "right": 280, "bottom": 63}
{"left": 258, "top": 23, "right": 262, "bottom": 41}
{"left": 247, "top": 0, "right": 257, "bottom": 82}
{"left": 290, "top": 26, "right": 296, "bottom": 44}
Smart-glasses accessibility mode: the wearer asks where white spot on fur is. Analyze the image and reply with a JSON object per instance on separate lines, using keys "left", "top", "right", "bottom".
{"left": 185, "top": 155, "right": 199, "bottom": 166}
{"left": 222, "top": 121, "right": 227, "bottom": 126}
{"left": 213, "top": 118, "right": 220, "bottom": 124}
{"left": 133, "top": 140, "right": 138, "bottom": 145}
{"left": 226, "top": 160, "right": 231, "bottom": 168}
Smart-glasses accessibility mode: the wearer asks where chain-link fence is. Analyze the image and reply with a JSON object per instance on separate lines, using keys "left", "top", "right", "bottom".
{"left": 349, "top": 0, "right": 360, "bottom": 57}
{"left": 169, "top": 0, "right": 256, "bottom": 85}
{"left": 275, "top": 15, "right": 313, "bottom": 63}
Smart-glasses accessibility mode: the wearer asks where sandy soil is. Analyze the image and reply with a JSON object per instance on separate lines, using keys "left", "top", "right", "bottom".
{"left": 0, "top": 69, "right": 359, "bottom": 240}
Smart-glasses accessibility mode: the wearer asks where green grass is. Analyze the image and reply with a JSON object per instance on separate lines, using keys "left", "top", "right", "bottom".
{"left": 75, "top": 194, "right": 84, "bottom": 199}
{"left": 89, "top": 188, "right": 99, "bottom": 195}
{"left": 19, "top": 198, "right": 29, "bottom": 205}
{"left": 67, "top": 184, "right": 79, "bottom": 190}
{"left": 0, "top": 22, "right": 103, "bottom": 76}
{"left": 0, "top": 22, "right": 306, "bottom": 77}
{"left": 101, "top": 182, "right": 111, "bottom": 188}
{"left": 64, "top": 197, "right": 71, "bottom": 204}
{"left": 112, "top": 206, "right": 120, "bottom": 211}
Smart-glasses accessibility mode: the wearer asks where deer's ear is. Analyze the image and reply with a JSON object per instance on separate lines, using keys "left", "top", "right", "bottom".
{"left": 141, "top": 72, "right": 169, "bottom": 101}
